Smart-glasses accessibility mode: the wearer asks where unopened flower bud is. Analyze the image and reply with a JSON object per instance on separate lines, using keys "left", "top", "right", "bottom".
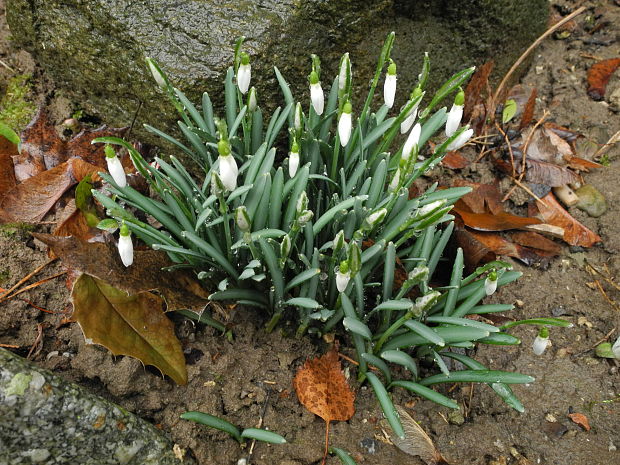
{"left": 336, "top": 261, "right": 351, "bottom": 292}
{"left": 402, "top": 123, "right": 421, "bottom": 161}
{"left": 446, "top": 89, "right": 465, "bottom": 137}
{"left": 338, "top": 101, "right": 353, "bottom": 147}
{"left": 237, "top": 52, "right": 251, "bottom": 94}
{"left": 235, "top": 206, "right": 251, "bottom": 232}
{"left": 146, "top": 58, "right": 167, "bottom": 89}
{"left": 288, "top": 142, "right": 300, "bottom": 178}
{"left": 247, "top": 87, "right": 257, "bottom": 112}
{"left": 280, "top": 234, "right": 291, "bottom": 259}
{"left": 532, "top": 327, "right": 549, "bottom": 355}
{"left": 296, "top": 190, "right": 308, "bottom": 214}
{"left": 105, "top": 145, "right": 127, "bottom": 188}
{"left": 384, "top": 60, "right": 397, "bottom": 109}
{"left": 338, "top": 53, "right": 351, "bottom": 91}
{"left": 447, "top": 127, "right": 473, "bottom": 152}
{"left": 294, "top": 102, "right": 303, "bottom": 131}
{"left": 118, "top": 223, "right": 133, "bottom": 267}
{"left": 298, "top": 209, "right": 314, "bottom": 226}
{"left": 309, "top": 71, "right": 324, "bottom": 116}
{"left": 333, "top": 230, "right": 345, "bottom": 253}
{"left": 484, "top": 270, "right": 498, "bottom": 296}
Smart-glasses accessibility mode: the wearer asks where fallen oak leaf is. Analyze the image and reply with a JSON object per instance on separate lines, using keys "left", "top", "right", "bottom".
{"left": 71, "top": 273, "right": 187, "bottom": 385}
{"left": 294, "top": 346, "right": 355, "bottom": 465}
{"left": 531, "top": 193, "right": 601, "bottom": 247}
{"left": 32, "top": 233, "right": 210, "bottom": 312}
{"left": 586, "top": 57, "right": 620, "bottom": 101}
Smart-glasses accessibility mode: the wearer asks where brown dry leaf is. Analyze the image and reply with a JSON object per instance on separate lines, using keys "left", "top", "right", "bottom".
{"left": 13, "top": 109, "right": 126, "bottom": 182}
{"left": 0, "top": 157, "right": 102, "bottom": 223}
{"left": 563, "top": 156, "right": 603, "bottom": 171}
{"left": 452, "top": 181, "right": 504, "bottom": 215}
{"left": 53, "top": 200, "right": 100, "bottom": 241}
{"left": 383, "top": 405, "right": 449, "bottom": 465}
{"left": 33, "top": 234, "right": 210, "bottom": 312}
{"left": 71, "top": 273, "right": 187, "bottom": 385}
{"left": 294, "top": 346, "right": 355, "bottom": 465}
{"left": 586, "top": 57, "right": 620, "bottom": 101}
{"left": 519, "top": 88, "right": 537, "bottom": 130}
{"left": 0, "top": 135, "right": 18, "bottom": 195}
{"left": 441, "top": 151, "right": 469, "bottom": 170}
{"left": 567, "top": 412, "right": 591, "bottom": 431}
{"left": 510, "top": 231, "right": 562, "bottom": 255}
{"left": 453, "top": 208, "right": 541, "bottom": 232}
{"left": 532, "top": 193, "right": 601, "bottom": 247}
{"left": 463, "top": 60, "right": 494, "bottom": 124}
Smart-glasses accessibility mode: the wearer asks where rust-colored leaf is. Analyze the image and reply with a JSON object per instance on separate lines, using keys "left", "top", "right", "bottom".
{"left": 0, "top": 135, "right": 18, "bottom": 195}
{"left": 532, "top": 193, "right": 601, "bottom": 247}
{"left": 463, "top": 61, "right": 494, "bottom": 123}
{"left": 441, "top": 151, "right": 469, "bottom": 169}
{"left": 453, "top": 181, "right": 503, "bottom": 215}
{"left": 568, "top": 412, "right": 591, "bottom": 431}
{"left": 453, "top": 208, "right": 541, "bottom": 232}
{"left": 563, "top": 156, "right": 603, "bottom": 171}
{"left": 294, "top": 346, "right": 355, "bottom": 465}
{"left": 0, "top": 157, "right": 102, "bottom": 223}
{"left": 586, "top": 58, "right": 620, "bottom": 101}
{"left": 13, "top": 109, "right": 126, "bottom": 182}
{"left": 519, "top": 88, "right": 537, "bottom": 130}
{"left": 33, "top": 234, "right": 210, "bottom": 312}
{"left": 510, "top": 231, "right": 562, "bottom": 255}
{"left": 71, "top": 273, "right": 187, "bottom": 385}
{"left": 53, "top": 200, "right": 100, "bottom": 241}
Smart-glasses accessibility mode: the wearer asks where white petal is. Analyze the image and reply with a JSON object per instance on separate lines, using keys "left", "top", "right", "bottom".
{"left": 219, "top": 155, "right": 238, "bottom": 191}
{"left": 336, "top": 271, "right": 351, "bottom": 293}
{"left": 383, "top": 74, "right": 397, "bottom": 109}
{"left": 445, "top": 103, "right": 463, "bottom": 137}
{"left": 289, "top": 151, "right": 299, "bottom": 178}
{"left": 400, "top": 103, "right": 419, "bottom": 134}
{"left": 447, "top": 128, "right": 474, "bottom": 152}
{"left": 106, "top": 156, "right": 127, "bottom": 188}
{"left": 388, "top": 168, "right": 401, "bottom": 191}
{"left": 237, "top": 64, "right": 251, "bottom": 94}
{"left": 532, "top": 336, "right": 549, "bottom": 355}
{"left": 402, "top": 123, "right": 421, "bottom": 160}
{"left": 338, "top": 112, "right": 352, "bottom": 147}
{"left": 484, "top": 276, "right": 498, "bottom": 296}
{"left": 310, "top": 82, "right": 324, "bottom": 115}
{"left": 118, "top": 234, "right": 134, "bottom": 267}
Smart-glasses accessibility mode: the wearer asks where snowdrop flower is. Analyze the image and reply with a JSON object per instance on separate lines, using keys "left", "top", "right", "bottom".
{"left": 105, "top": 145, "right": 127, "bottom": 188}
{"left": 445, "top": 89, "right": 465, "bottom": 137}
{"left": 365, "top": 208, "right": 387, "bottom": 228}
{"left": 532, "top": 327, "right": 550, "bottom": 355}
{"left": 447, "top": 127, "right": 474, "bottom": 152}
{"left": 388, "top": 168, "right": 401, "bottom": 192}
{"left": 612, "top": 336, "right": 620, "bottom": 359}
{"left": 218, "top": 139, "right": 238, "bottom": 191}
{"left": 338, "top": 101, "right": 353, "bottom": 147}
{"left": 146, "top": 58, "right": 167, "bottom": 89}
{"left": 297, "top": 210, "right": 313, "bottom": 226}
{"left": 237, "top": 52, "right": 251, "bottom": 94}
{"left": 338, "top": 53, "right": 351, "bottom": 91}
{"left": 309, "top": 71, "right": 324, "bottom": 116}
{"left": 383, "top": 60, "right": 397, "bottom": 108}
{"left": 418, "top": 199, "right": 446, "bottom": 217}
{"left": 247, "top": 87, "right": 257, "bottom": 112}
{"left": 235, "top": 206, "right": 251, "bottom": 232}
{"left": 400, "top": 88, "right": 423, "bottom": 134}
{"left": 336, "top": 261, "right": 351, "bottom": 293}
{"left": 288, "top": 141, "right": 300, "bottom": 178}
{"left": 118, "top": 222, "right": 133, "bottom": 267}
{"left": 402, "top": 123, "right": 421, "bottom": 161}
{"left": 484, "top": 270, "right": 498, "bottom": 296}
{"left": 294, "top": 102, "right": 303, "bottom": 131}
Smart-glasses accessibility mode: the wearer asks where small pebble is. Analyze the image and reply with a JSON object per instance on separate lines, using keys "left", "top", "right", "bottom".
{"left": 575, "top": 185, "right": 607, "bottom": 217}
{"left": 448, "top": 410, "right": 465, "bottom": 425}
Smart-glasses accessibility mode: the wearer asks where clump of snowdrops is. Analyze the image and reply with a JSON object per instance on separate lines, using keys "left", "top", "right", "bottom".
{"left": 93, "top": 34, "right": 569, "bottom": 435}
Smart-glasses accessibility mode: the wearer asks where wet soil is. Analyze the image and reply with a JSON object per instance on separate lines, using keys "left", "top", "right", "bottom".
{"left": 1, "top": 1, "right": 619, "bottom": 464}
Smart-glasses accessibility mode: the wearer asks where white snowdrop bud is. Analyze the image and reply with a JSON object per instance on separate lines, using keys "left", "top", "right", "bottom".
{"left": 118, "top": 223, "right": 133, "bottom": 267}
{"left": 402, "top": 123, "right": 421, "bottom": 161}
{"left": 338, "top": 53, "right": 351, "bottom": 91}
{"left": 532, "top": 327, "right": 549, "bottom": 355}
{"left": 288, "top": 141, "right": 300, "bottom": 178}
{"left": 400, "top": 88, "right": 423, "bottom": 134}
{"left": 338, "top": 101, "right": 353, "bottom": 147}
{"left": 388, "top": 168, "right": 401, "bottom": 192}
{"left": 105, "top": 145, "right": 127, "bottom": 188}
{"left": 446, "top": 89, "right": 465, "bottom": 137}
{"left": 146, "top": 58, "right": 167, "bottom": 89}
{"left": 336, "top": 262, "right": 351, "bottom": 293}
{"left": 484, "top": 271, "right": 498, "bottom": 296}
{"left": 237, "top": 53, "right": 251, "bottom": 94}
{"left": 217, "top": 139, "right": 238, "bottom": 192}
{"left": 384, "top": 60, "right": 397, "bottom": 109}
{"left": 309, "top": 71, "right": 324, "bottom": 116}
{"left": 235, "top": 206, "right": 251, "bottom": 232}
{"left": 447, "top": 127, "right": 473, "bottom": 152}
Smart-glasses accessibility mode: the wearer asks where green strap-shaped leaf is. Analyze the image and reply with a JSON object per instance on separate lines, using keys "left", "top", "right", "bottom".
{"left": 181, "top": 412, "right": 241, "bottom": 441}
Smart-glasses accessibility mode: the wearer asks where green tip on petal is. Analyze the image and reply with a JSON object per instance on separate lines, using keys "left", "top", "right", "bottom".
{"left": 309, "top": 70, "right": 319, "bottom": 85}
{"left": 240, "top": 52, "right": 250, "bottom": 65}
{"left": 218, "top": 139, "right": 231, "bottom": 156}
{"left": 455, "top": 88, "right": 465, "bottom": 106}
{"left": 343, "top": 101, "right": 352, "bottom": 114}
{"left": 387, "top": 60, "right": 396, "bottom": 75}
{"left": 538, "top": 327, "right": 549, "bottom": 338}
{"left": 120, "top": 222, "right": 130, "bottom": 237}
{"left": 104, "top": 145, "right": 116, "bottom": 159}
{"left": 291, "top": 141, "right": 300, "bottom": 153}
{"left": 339, "top": 261, "right": 349, "bottom": 273}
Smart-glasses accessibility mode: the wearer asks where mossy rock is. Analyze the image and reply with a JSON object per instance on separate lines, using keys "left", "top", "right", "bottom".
{"left": 7, "top": 0, "right": 547, "bottom": 150}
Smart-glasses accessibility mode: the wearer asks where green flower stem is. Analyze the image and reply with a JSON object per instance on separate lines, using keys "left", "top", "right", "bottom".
{"left": 266, "top": 311, "right": 283, "bottom": 333}
{"left": 374, "top": 311, "right": 413, "bottom": 354}
{"left": 330, "top": 134, "right": 341, "bottom": 181}
{"left": 243, "top": 232, "right": 261, "bottom": 261}
{"left": 217, "top": 192, "right": 233, "bottom": 263}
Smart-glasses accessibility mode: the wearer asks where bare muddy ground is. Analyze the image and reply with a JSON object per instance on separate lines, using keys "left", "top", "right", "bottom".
{"left": 1, "top": 1, "right": 619, "bottom": 464}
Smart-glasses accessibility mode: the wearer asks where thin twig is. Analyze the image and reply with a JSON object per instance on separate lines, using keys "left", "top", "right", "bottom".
{"left": 585, "top": 261, "right": 620, "bottom": 292}
{"left": 593, "top": 280, "right": 620, "bottom": 312}
{"left": 1, "top": 272, "right": 67, "bottom": 302}
{"left": 244, "top": 388, "right": 272, "bottom": 465}
{"left": 0, "top": 59, "right": 13, "bottom": 71}
{"left": 0, "top": 258, "right": 57, "bottom": 302}
{"left": 491, "top": 6, "right": 587, "bottom": 119}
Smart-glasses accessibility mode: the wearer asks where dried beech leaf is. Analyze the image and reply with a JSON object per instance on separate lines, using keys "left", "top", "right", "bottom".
{"left": 533, "top": 193, "right": 601, "bottom": 247}
{"left": 71, "top": 274, "right": 187, "bottom": 385}
{"left": 568, "top": 412, "right": 591, "bottom": 431}
{"left": 14, "top": 109, "right": 126, "bottom": 182}
{"left": 452, "top": 181, "right": 503, "bottom": 215}
{"left": 53, "top": 200, "right": 101, "bottom": 241}
{"left": 0, "top": 135, "right": 18, "bottom": 196}
{"left": 294, "top": 346, "right": 355, "bottom": 423}
{"left": 510, "top": 231, "right": 562, "bottom": 255}
{"left": 463, "top": 60, "right": 494, "bottom": 124}
{"left": 519, "top": 88, "right": 537, "bottom": 130}
{"left": 453, "top": 208, "right": 541, "bottom": 232}
{"left": 384, "top": 405, "right": 448, "bottom": 465}
{"left": 587, "top": 58, "right": 620, "bottom": 101}
{"left": 32, "top": 234, "right": 210, "bottom": 312}
{"left": 441, "top": 151, "right": 469, "bottom": 169}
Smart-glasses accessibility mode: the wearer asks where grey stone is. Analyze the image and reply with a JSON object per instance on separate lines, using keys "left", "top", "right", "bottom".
{"left": 575, "top": 184, "right": 607, "bottom": 217}
{"left": 6, "top": 1, "right": 547, "bottom": 151}
{"left": 0, "top": 348, "right": 192, "bottom": 465}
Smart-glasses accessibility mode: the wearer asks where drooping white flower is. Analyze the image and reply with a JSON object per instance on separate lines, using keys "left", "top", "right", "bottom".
{"left": 338, "top": 101, "right": 353, "bottom": 147}
{"left": 118, "top": 223, "right": 133, "bottom": 267}
{"left": 484, "top": 271, "right": 498, "bottom": 296}
{"left": 336, "top": 262, "right": 351, "bottom": 293}
{"left": 309, "top": 71, "right": 324, "bottom": 116}
{"left": 235, "top": 206, "right": 251, "bottom": 232}
{"left": 338, "top": 53, "right": 351, "bottom": 91}
{"left": 402, "top": 123, "right": 421, "bottom": 161}
{"left": 237, "top": 53, "right": 251, "bottom": 94}
{"left": 532, "top": 327, "right": 550, "bottom": 355}
{"left": 383, "top": 60, "right": 397, "bottom": 109}
{"left": 447, "top": 127, "right": 474, "bottom": 152}
{"left": 105, "top": 145, "right": 127, "bottom": 188}
{"left": 289, "top": 141, "right": 300, "bottom": 178}
{"left": 446, "top": 89, "right": 465, "bottom": 137}
{"left": 218, "top": 139, "right": 238, "bottom": 191}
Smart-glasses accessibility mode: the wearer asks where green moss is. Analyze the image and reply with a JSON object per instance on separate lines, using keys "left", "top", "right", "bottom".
{"left": 0, "top": 269, "right": 9, "bottom": 284}
{"left": 0, "top": 74, "right": 36, "bottom": 130}
{"left": 0, "top": 222, "right": 35, "bottom": 240}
